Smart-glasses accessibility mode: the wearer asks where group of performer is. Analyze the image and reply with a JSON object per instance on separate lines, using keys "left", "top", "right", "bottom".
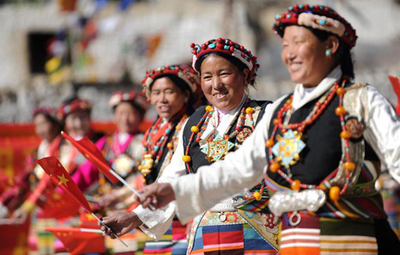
{"left": 1, "top": 4, "right": 400, "bottom": 255}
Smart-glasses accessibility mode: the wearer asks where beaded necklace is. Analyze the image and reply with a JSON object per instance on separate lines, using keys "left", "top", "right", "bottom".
{"left": 183, "top": 102, "right": 267, "bottom": 201}
{"left": 266, "top": 79, "right": 353, "bottom": 202}
{"left": 139, "top": 112, "right": 188, "bottom": 180}
{"left": 182, "top": 100, "right": 255, "bottom": 170}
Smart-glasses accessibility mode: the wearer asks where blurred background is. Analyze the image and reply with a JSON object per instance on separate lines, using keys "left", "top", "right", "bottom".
{"left": 0, "top": 0, "right": 399, "bottom": 122}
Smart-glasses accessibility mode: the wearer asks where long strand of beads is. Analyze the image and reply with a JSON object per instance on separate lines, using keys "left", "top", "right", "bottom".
{"left": 196, "top": 106, "right": 214, "bottom": 142}
{"left": 332, "top": 85, "right": 355, "bottom": 199}
{"left": 140, "top": 112, "right": 187, "bottom": 180}
{"left": 266, "top": 80, "right": 354, "bottom": 201}
{"left": 183, "top": 103, "right": 255, "bottom": 173}
{"left": 182, "top": 106, "right": 212, "bottom": 172}
{"left": 166, "top": 115, "right": 187, "bottom": 160}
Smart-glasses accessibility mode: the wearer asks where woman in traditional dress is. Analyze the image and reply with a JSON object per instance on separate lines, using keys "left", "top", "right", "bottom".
{"left": 103, "top": 64, "right": 203, "bottom": 254}
{"left": 69, "top": 91, "right": 148, "bottom": 254}
{"left": 57, "top": 97, "right": 104, "bottom": 172}
{"left": 134, "top": 4, "right": 400, "bottom": 255}
{"left": 3, "top": 108, "right": 64, "bottom": 254}
{"left": 11, "top": 98, "right": 102, "bottom": 254}
{"left": 0, "top": 107, "right": 62, "bottom": 221}
{"left": 75, "top": 91, "right": 148, "bottom": 206}
{"left": 102, "top": 40, "right": 279, "bottom": 254}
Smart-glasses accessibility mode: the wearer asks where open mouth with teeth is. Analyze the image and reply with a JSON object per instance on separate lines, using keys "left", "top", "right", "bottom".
{"left": 213, "top": 91, "right": 229, "bottom": 100}
{"left": 158, "top": 105, "right": 171, "bottom": 112}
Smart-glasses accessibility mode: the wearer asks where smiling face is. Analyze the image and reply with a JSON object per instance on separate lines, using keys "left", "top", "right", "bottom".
{"left": 114, "top": 102, "right": 142, "bottom": 134}
{"left": 64, "top": 110, "right": 91, "bottom": 138}
{"left": 200, "top": 55, "right": 248, "bottom": 111}
{"left": 34, "top": 114, "right": 59, "bottom": 142}
{"left": 149, "top": 77, "right": 187, "bottom": 120}
{"left": 281, "top": 26, "right": 334, "bottom": 87}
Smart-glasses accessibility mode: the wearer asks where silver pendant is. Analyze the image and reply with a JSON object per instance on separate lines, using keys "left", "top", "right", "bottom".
{"left": 218, "top": 213, "right": 227, "bottom": 222}
{"left": 289, "top": 211, "right": 301, "bottom": 226}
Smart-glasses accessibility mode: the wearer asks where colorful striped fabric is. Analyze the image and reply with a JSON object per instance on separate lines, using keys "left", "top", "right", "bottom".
{"left": 280, "top": 212, "right": 320, "bottom": 255}
{"left": 280, "top": 213, "right": 378, "bottom": 255}
{"left": 190, "top": 220, "right": 278, "bottom": 254}
{"left": 143, "top": 219, "right": 188, "bottom": 254}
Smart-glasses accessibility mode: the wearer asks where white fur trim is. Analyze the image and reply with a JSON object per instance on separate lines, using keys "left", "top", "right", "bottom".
{"left": 298, "top": 13, "right": 345, "bottom": 37}
{"left": 232, "top": 48, "right": 253, "bottom": 70}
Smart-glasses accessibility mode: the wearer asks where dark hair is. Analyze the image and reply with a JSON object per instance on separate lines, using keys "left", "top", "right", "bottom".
{"left": 33, "top": 112, "right": 62, "bottom": 133}
{"left": 150, "top": 74, "right": 197, "bottom": 115}
{"left": 305, "top": 26, "right": 355, "bottom": 80}
{"left": 112, "top": 101, "right": 146, "bottom": 118}
{"left": 62, "top": 96, "right": 78, "bottom": 105}
{"left": 195, "top": 52, "right": 255, "bottom": 86}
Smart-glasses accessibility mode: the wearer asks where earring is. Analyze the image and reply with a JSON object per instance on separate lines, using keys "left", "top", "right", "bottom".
{"left": 184, "top": 96, "right": 188, "bottom": 102}
{"left": 325, "top": 49, "right": 332, "bottom": 59}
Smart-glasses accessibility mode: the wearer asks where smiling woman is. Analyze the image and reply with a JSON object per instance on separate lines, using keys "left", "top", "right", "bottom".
{"left": 135, "top": 64, "right": 203, "bottom": 254}
{"left": 199, "top": 54, "right": 247, "bottom": 111}
{"left": 100, "top": 39, "right": 278, "bottom": 254}
{"left": 149, "top": 76, "right": 187, "bottom": 119}
{"left": 281, "top": 25, "right": 336, "bottom": 87}
{"left": 133, "top": 38, "right": 277, "bottom": 254}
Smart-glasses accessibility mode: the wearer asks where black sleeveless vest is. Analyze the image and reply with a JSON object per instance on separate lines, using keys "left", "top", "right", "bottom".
{"left": 266, "top": 90, "right": 379, "bottom": 187}
{"left": 183, "top": 100, "right": 271, "bottom": 174}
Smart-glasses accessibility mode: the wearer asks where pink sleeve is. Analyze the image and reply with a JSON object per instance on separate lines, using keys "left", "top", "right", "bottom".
{"left": 71, "top": 136, "right": 107, "bottom": 192}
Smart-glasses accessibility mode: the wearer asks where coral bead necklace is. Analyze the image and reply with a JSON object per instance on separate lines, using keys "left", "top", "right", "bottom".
{"left": 266, "top": 79, "right": 354, "bottom": 202}
{"left": 182, "top": 101, "right": 255, "bottom": 171}
{"left": 139, "top": 112, "right": 188, "bottom": 180}
{"left": 182, "top": 102, "right": 267, "bottom": 202}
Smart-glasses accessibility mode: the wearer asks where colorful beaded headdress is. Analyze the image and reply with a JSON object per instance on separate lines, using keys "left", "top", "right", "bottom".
{"left": 56, "top": 98, "right": 92, "bottom": 120}
{"left": 272, "top": 4, "right": 357, "bottom": 49}
{"left": 108, "top": 91, "right": 149, "bottom": 111}
{"left": 141, "top": 64, "right": 201, "bottom": 99}
{"left": 190, "top": 38, "right": 259, "bottom": 84}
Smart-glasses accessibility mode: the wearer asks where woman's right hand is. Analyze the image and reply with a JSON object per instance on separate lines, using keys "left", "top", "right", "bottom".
{"left": 99, "top": 211, "right": 142, "bottom": 238}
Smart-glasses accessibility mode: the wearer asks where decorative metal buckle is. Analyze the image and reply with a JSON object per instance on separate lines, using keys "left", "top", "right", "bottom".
{"left": 268, "top": 189, "right": 326, "bottom": 217}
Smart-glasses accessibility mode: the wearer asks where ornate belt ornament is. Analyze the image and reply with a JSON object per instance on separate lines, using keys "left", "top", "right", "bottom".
{"left": 268, "top": 189, "right": 327, "bottom": 218}
{"left": 113, "top": 154, "right": 135, "bottom": 178}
